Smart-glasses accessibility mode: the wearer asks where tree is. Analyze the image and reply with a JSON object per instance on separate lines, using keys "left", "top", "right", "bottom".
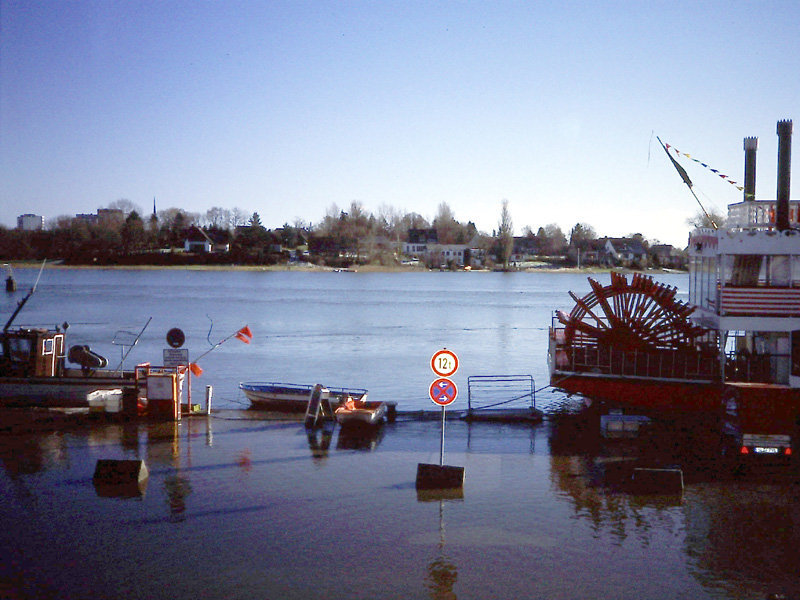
{"left": 230, "top": 207, "right": 249, "bottom": 228}
{"left": 568, "top": 223, "right": 596, "bottom": 250}
{"left": 686, "top": 207, "right": 726, "bottom": 229}
{"left": 107, "top": 198, "right": 142, "bottom": 217}
{"left": 205, "top": 206, "right": 231, "bottom": 229}
{"left": 537, "top": 224, "right": 567, "bottom": 256}
{"left": 498, "top": 199, "right": 514, "bottom": 269}
{"left": 249, "top": 212, "right": 263, "bottom": 228}
{"left": 121, "top": 211, "right": 146, "bottom": 254}
{"left": 433, "top": 202, "right": 461, "bottom": 245}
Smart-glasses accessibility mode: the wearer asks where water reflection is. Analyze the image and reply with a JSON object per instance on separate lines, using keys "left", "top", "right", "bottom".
{"left": 685, "top": 483, "right": 800, "bottom": 597}
{"left": 336, "top": 423, "right": 384, "bottom": 450}
{"left": 424, "top": 500, "right": 459, "bottom": 600}
{"left": 547, "top": 402, "right": 800, "bottom": 595}
{"left": 306, "top": 423, "right": 334, "bottom": 461}
{"left": 164, "top": 473, "right": 192, "bottom": 522}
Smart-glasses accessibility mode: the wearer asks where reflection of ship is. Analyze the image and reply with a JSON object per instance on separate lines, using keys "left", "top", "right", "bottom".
{"left": 549, "top": 121, "right": 800, "bottom": 453}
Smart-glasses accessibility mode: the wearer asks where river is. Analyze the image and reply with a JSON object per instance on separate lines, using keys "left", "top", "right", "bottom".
{"left": 2, "top": 267, "right": 689, "bottom": 411}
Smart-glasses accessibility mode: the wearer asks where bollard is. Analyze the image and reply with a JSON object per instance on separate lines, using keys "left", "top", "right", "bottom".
{"left": 205, "top": 385, "right": 213, "bottom": 415}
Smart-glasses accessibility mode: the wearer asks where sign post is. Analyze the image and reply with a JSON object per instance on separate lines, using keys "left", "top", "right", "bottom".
{"left": 429, "top": 377, "right": 458, "bottom": 465}
{"left": 417, "top": 349, "right": 465, "bottom": 491}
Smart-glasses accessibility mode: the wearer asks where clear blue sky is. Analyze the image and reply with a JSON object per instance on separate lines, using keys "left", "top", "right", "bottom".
{"left": 2, "top": 0, "right": 798, "bottom": 247}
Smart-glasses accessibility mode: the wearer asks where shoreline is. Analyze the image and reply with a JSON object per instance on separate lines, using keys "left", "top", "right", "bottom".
{"left": 3, "top": 260, "right": 686, "bottom": 275}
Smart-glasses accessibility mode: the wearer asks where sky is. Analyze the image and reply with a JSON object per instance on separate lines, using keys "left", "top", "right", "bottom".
{"left": 1, "top": 0, "right": 799, "bottom": 247}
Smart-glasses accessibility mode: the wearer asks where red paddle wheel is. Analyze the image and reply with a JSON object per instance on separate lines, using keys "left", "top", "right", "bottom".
{"left": 556, "top": 272, "right": 710, "bottom": 352}
{"left": 550, "top": 273, "right": 721, "bottom": 410}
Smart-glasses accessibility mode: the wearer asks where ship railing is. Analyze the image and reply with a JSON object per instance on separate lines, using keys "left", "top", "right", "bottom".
{"left": 556, "top": 342, "right": 720, "bottom": 382}
{"left": 723, "top": 350, "right": 790, "bottom": 385}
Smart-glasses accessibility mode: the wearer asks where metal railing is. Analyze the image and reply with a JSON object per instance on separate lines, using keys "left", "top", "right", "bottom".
{"left": 555, "top": 343, "right": 720, "bottom": 382}
{"left": 553, "top": 337, "right": 790, "bottom": 386}
{"left": 467, "top": 375, "right": 535, "bottom": 412}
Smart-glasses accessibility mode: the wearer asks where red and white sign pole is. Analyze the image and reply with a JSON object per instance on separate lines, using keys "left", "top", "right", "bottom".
{"left": 430, "top": 349, "right": 459, "bottom": 466}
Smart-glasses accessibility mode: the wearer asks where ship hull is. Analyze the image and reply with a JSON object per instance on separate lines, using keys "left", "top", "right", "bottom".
{"left": 551, "top": 370, "right": 723, "bottom": 412}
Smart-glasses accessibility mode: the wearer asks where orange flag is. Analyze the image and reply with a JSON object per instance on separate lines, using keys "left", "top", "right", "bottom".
{"left": 189, "top": 363, "right": 203, "bottom": 376}
{"left": 235, "top": 332, "right": 250, "bottom": 344}
{"left": 238, "top": 325, "right": 253, "bottom": 339}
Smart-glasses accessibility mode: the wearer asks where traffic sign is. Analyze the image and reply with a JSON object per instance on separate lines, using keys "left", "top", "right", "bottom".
{"left": 166, "top": 328, "right": 185, "bottom": 348}
{"left": 431, "top": 349, "right": 459, "bottom": 378}
{"left": 163, "top": 348, "right": 189, "bottom": 368}
{"left": 429, "top": 377, "right": 458, "bottom": 406}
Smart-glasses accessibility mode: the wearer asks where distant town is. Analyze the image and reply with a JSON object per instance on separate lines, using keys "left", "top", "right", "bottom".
{"left": 4, "top": 200, "right": 689, "bottom": 270}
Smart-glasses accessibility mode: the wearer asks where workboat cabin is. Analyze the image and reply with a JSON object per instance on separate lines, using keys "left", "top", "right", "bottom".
{"left": 0, "top": 328, "right": 66, "bottom": 378}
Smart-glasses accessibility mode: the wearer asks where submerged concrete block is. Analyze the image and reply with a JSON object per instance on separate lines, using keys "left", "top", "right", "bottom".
{"left": 631, "top": 467, "right": 684, "bottom": 494}
{"left": 93, "top": 459, "right": 148, "bottom": 485}
{"left": 93, "top": 459, "right": 149, "bottom": 498}
{"left": 415, "top": 463, "right": 465, "bottom": 490}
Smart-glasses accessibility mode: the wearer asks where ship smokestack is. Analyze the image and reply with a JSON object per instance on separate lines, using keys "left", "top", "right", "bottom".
{"left": 776, "top": 119, "right": 792, "bottom": 231}
{"left": 743, "top": 136, "right": 758, "bottom": 202}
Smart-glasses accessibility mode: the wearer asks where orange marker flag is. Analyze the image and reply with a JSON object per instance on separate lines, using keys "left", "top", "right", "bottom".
{"left": 235, "top": 332, "right": 250, "bottom": 344}
{"left": 189, "top": 363, "right": 203, "bottom": 376}
{"left": 238, "top": 325, "right": 253, "bottom": 339}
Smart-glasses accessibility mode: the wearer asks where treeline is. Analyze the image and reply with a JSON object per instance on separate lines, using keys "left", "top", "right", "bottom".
{"left": 0, "top": 198, "right": 663, "bottom": 268}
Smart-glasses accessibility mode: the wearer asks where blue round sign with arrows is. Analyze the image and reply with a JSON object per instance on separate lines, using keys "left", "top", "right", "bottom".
{"left": 429, "top": 377, "right": 458, "bottom": 406}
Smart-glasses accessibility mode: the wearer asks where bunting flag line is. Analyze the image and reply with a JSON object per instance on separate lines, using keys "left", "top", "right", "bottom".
{"left": 191, "top": 323, "right": 254, "bottom": 375}
{"left": 235, "top": 325, "right": 253, "bottom": 344}
{"left": 663, "top": 142, "right": 744, "bottom": 192}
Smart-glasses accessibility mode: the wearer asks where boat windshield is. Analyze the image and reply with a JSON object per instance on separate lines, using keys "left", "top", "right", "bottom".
{"left": 7, "top": 336, "right": 33, "bottom": 362}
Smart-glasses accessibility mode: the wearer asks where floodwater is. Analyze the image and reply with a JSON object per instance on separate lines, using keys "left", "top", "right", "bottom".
{"left": 1, "top": 410, "right": 799, "bottom": 599}
{"left": 2, "top": 268, "right": 800, "bottom": 598}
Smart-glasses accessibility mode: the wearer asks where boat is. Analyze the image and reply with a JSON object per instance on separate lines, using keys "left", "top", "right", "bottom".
{"left": 0, "top": 267, "right": 142, "bottom": 407}
{"left": 548, "top": 119, "right": 800, "bottom": 453}
{"left": 239, "top": 381, "right": 368, "bottom": 412}
{"left": 334, "top": 397, "right": 387, "bottom": 427}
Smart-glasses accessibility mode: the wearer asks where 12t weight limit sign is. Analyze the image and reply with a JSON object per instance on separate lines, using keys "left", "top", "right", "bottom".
{"left": 431, "top": 349, "right": 459, "bottom": 378}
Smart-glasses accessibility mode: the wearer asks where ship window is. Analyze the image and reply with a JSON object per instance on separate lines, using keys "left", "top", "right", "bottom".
{"left": 43, "top": 339, "right": 54, "bottom": 355}
{"left": 793, "top": 256, "right": 800, "bottom": 287}
{"left": 793, "top": 331, "right": 800, "bottom": 377}
{"left": 7, "top": 337, "right": 33, "bottom": 362}
{"left": 726, "top": 255, "right": 764, "bottom": 286}
{"left": 768, "top": 255, "right": 790, "bottom": 287}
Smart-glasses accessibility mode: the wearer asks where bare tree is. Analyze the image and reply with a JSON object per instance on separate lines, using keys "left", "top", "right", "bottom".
{"left": 686, "top": 207, "right": 726, "bottom": 229}
{"left": 205, "top": 206, "right": 232, "bottom": 229}
{"left": 107, "top": 198, "right": 142, "bottom": 216}
{"left": 230, "top": 207, "right": 249, "bottom": 228}
{"left": 434, "top": 202, "right": 461, "bottom": 244}
{"left": 498, "top": 199, "right": 514, "bottom": 269}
